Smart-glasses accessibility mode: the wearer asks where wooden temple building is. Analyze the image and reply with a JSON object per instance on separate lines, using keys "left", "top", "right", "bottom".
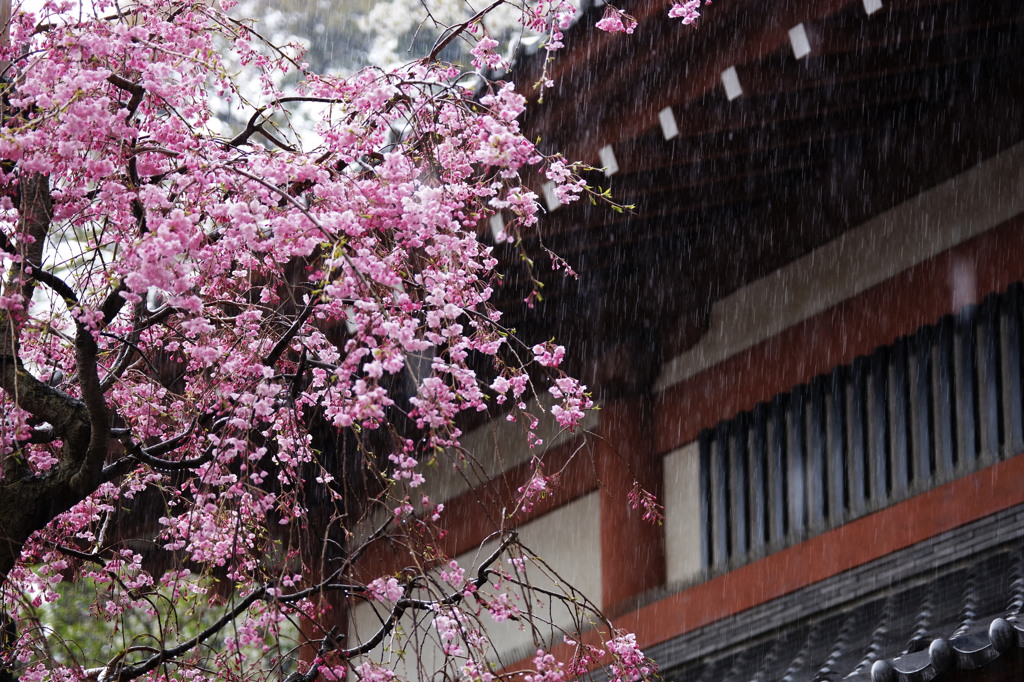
{"left": 355, "top": 0, "right": 1024, "bottom": 680}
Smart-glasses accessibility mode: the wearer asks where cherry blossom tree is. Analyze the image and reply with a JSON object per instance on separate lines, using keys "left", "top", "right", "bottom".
{"left": 0, "top": 0, "right": 702, "bottom": 680}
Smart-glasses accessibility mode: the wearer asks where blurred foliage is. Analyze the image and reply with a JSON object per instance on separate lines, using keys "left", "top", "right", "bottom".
{"left": 236, "top": 0, "right": 515, "bottom": 73}
{"left": 29, "top": 574, "right": 300, "bottom": 675}
{"left": 236, "top": 0, "right": 431, "bottom": 74}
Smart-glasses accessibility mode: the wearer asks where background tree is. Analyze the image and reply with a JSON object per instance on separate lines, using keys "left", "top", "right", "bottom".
{"left": 0, "top": 0, "right": 703, "bottom": 679}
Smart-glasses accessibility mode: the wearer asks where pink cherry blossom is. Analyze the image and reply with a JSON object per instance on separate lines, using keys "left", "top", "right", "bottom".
{"left": 596, "top": 7, "right": 638, "bottom": 35}
{"left": 0, "top": 0, "right": 694, "bottom": 679}
{"left": 368, "top": 577, "right": 405, "bottom": 602}
{"left": 669, "top": 0, "right": 711, "bottom": 25}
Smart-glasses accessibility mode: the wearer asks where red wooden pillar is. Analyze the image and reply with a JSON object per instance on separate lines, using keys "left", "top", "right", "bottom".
{"left": 596, "top": 395, "right": 666, "bottom": 615}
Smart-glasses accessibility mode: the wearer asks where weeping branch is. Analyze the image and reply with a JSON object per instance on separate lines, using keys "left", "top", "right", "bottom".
{"left": 88, "top": 532, "right": 518, "bottom": 682}
{"left": 339, "top": 531, "right": 518, "bottom": 659}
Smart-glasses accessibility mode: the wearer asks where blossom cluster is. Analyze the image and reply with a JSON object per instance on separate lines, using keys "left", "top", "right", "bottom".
{"left": 0, "top": 0, "right": 596, "bottom": 671}
{"left": 606, "top": 632, "right": 657, "bottom": 681}
{"left": 0, "top": 0, "right": 687, "bottom": 678}
{"left": 669, "top": 0, "right": 713, "bottom": 25}
{"left": 596, "top": 7, "right": 638, "bottom": 35}
{"left": 596, "top": 1, "right": 713, "bottom": 34}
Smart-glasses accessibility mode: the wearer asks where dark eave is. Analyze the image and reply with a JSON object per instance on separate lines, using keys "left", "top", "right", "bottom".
{"left": 491, "top": 0, "right": 1024, "bottom": 397}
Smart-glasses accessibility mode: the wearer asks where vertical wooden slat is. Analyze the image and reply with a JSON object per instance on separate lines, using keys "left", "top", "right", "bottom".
{"left": 749, "top": 404, "right": 769, "bottom": 553}
{"left": 728, "top": 413, "right": 750, "bottom": 562}
{"left": 827, "top": 366, "right": 847, "bottom": 524}
{"left": 848, "top": 356, "right": 869, "bottom": 516}
{"left": 977, "top": 295, "right": 1002, "bottom": 461}
{"left": 954, "top": 306, "right": 979, "bottom": 470}
{"left": 788, "top": 386, "right": 807, "bottom": 539}
{"left": 934, "top": 316, "right": 957, "bottom": 479}
{"left": 910, "top": 326, "right": 934, "bottom": 487}
{"left": 711, "top": 424, "right": 731, "bottom": 570}
{"left": 767, "top": 396, "right": 788, "bottom": 547}
{"left": 867, "top": 348, "right": 890, "bottom": 505}
{"left": 807, "top": 376, "right": 827, "bottom": 529}
{"left": 698, "top": 430, "right": 712, "bottom": 572}
{"left": 889, "top": 337, "right": 911, "bottom": 498}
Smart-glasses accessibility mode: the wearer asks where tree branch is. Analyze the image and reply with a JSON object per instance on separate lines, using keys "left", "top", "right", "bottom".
{"left": 339, "top": 532, "right": 517, "bottom": 659}
{"left": 69, "top": 307, "right": 110, "bottom": 494}
{"left": 106, "top": 73, "right": 145, "bottom": 120}
{"left": 109, "top": 584, "right": 271, "bottom": 681}
{"left": 427, "top": 0, "right": 504, "bottom": 61}
{"left": 90, "top": 533, "right": 517, "bottom": 682}
{"left": 129, "top": 443, "right": 213, "bottom": 472}
{"left": 0, "top": 173, "right": 82, "bottom": 434}
{"left": 0, "top": 173, "right": 100, "bottom": 579}
{"left": 228, "top": 96, "right": 345, "bottom": 148}
{"left": 263, "top": 296, "right": 318, "bottom": 368}
{"left": 25, "top": 262, "right": 79, "bottom": 307}
{"left": 99, "top": 282, "right": 129, "bottom": 328}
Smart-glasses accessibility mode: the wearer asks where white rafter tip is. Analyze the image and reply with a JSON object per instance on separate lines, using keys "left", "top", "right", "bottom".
{"left": 344, "top": 306, "right": 358, "bottom": 335}
{"left": 789, "top": 23, "right": 811, "bottom": 59}
{"left": 659, "top": 107, "right": 679, "bottom": 140}
{"left": 598, "top": 144, "right": 619, "bottom": 176}
{"left": 863, "top": 0, "right": 883, "bottom": 15}
{"left": 542, "top": 182, "right": 561, "bottom": 211}
{"left": 489, "top": 214, "right": 506, "bottom": 242}
{"left": 721, "top": 66, "right": 743, "bottom": 101}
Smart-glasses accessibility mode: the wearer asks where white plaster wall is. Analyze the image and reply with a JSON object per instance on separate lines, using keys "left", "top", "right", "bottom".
{"left": 414, "top": 395, "right": 600, "bottom": 507}
{"left": 348, "top": 492, "right": 602, "bottom": 676}
{"left": 663, "top": 442, "right": 703, "bottom": 584}
{"left": 346, "top": 395, "right": 599, "bottom": 564}
{"left": 656, "top": 141, "right": 1024, "bottom": 391}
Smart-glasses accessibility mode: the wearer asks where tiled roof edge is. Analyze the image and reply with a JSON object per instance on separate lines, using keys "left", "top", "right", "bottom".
{"left": 621, "top": 502, "right": 1024, "bottom": 681}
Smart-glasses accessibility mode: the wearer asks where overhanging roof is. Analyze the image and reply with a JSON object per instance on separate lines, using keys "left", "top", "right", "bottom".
{"left": 494, "top": 0, "right": 1024, "bottom": 396}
